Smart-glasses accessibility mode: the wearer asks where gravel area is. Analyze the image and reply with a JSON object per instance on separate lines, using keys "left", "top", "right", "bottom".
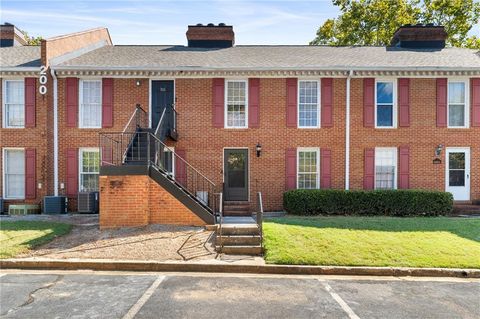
{"left": 5, "top": 215, "right": 218, "bottom": 261}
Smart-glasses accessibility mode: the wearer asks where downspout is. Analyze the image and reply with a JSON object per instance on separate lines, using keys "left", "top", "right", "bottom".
{"left": 50, "top": 68, "right": 59, "bottom": 196}
{"left": 345, "top": 70, "right": 353, "bottom": 190}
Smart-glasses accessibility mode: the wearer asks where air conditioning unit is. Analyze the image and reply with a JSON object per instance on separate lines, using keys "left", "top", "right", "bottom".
{"left": 77, "top": 192, "right": 99, "bottom": 213}
{"left": 8, "top": 204, "right": 40, "bottom": 215}
{"left": 44, "top": 196, "right": 68, "bottom": 214}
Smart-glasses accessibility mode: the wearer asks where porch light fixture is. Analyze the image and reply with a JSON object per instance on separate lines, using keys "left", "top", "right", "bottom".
{"left": 435, "top": 144, "right": 444, "bottom": 157}
{"left": 136, "top": 80, "right": 142, "bottom": 86}
{"left": 256, "top": 143, "right": 262, "bottom": 157}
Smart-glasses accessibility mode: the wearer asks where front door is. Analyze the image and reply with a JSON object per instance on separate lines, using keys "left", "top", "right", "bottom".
{"left": 224, "top": 149, "right": 249, "bottom": 201}
{"left": 151, "top": 80, "right": 174, "bottom": 129}
{"left": 446, "top": 147, "right": 470, "bottom": 201}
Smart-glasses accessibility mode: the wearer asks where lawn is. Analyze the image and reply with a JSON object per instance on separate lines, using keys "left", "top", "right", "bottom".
{"left": 263, "top": 216, "right": 480, "bottom": 268}
{"left": 0, "top": 221, "right": 72, "bottom": 259}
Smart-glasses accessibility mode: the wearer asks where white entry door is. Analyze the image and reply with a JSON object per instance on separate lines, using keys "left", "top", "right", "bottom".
{"left": 445, "top": 148, "right": 470, "bottom": 201}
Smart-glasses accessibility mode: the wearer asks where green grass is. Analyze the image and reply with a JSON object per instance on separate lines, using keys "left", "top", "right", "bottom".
{"left": 0, "top": 221, "right": 72, "bottom": 259}
{"left": 263, "top": 216, "right": 480, "bottom": 268}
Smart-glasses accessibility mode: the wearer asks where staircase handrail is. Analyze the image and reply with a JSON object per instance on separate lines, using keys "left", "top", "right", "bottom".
{"left": 154, "top": 108, "right": 167, "bottom": 137}
{"left": 123, "top": 104, "right": 147, "bottom": 133}
{"left": 256, "top": 192, "right": 264, "bottom": 245}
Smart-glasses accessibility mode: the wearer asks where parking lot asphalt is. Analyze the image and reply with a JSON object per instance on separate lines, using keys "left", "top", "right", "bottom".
{"left": 0, "top": 270, "right": 478, "bottom": 319}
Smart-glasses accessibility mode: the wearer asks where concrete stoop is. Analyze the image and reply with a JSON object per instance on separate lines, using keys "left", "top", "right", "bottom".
{"left": 216, "top": 223, "right": 263, "bottom": 256}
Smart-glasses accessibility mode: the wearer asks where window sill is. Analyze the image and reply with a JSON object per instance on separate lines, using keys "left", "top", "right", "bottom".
{"left": 223, "top": 126, "right": 249, "bottom": 129}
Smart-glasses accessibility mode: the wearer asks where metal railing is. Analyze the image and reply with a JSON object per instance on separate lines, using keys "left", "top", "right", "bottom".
{"left": 99, "top": 131, "right": 220, "bottom": 215}
{"left": 217, "top": 191, "right": 224, "bottom": 249}
{"left": 154, "top": 104, "right": 178, "bottom": 141}
{"left": 123, "top": 104, "right": 148, "bottom": 133}
{"left": 256, "top": 192, "right": 264, "bottom": 245}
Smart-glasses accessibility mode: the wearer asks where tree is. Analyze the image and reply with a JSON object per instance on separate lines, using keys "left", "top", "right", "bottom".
{"left": 310, "top": 0, "right": 480, "bottom": 48}
{"left": 21, "top": 31, "right": 43, "bottom": 46}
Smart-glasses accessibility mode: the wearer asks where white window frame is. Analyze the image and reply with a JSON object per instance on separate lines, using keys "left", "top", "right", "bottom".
{"left": 298, "top": 79, "right": 321, "bottom": 129}
{"left": 374, "top": 78, "right": 397, "bottom": 129}
{"left": 79, "top": 79, "right": 102, "bottom": 129}
{"left": 2, "top": 78, "right": 25, "bottom": 128}
{"left": 164, "top": 147, "right": 175, "bottom": 178}
{"left": 224, "top": 79, "right": 248, "bottom": 129}
{"left": 296, "top": 147, "right": 320, "bottom": 189}
{"left": 374, "top": 147, "right": 398, "bottom": 190}
{"left": 2, "top": 147, "right": 25, "bottom": 199}
{"left": 78, "top": 147, "right": 100, "bottom": 192}
{"left": 447, "top": 78, "right": 470, "bottom": 129}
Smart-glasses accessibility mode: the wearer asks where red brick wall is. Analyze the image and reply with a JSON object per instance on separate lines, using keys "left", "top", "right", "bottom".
{"left": 349, "top": 78, "right": 480, "bottom": 200}
{"left": 174, "top": 78, "right": 346, "bottom": 211}
{"left": 0, "top": 77, "right": 53, "bottom": 210}
{"left": 99, "top": 175, "right": 205, "bottom": 228}
{"left": 57, "top": 77, "right": 148, "bottom": 210}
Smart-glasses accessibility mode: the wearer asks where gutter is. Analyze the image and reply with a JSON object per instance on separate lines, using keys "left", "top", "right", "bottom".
{"left": 50, "top": 68, "right": 59, "bottom": 196}
{"left": 345, "top": 70, "right": 353, "bottom": 190}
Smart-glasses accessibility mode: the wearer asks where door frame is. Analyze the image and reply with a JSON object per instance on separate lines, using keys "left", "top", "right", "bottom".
{"left": 222, "top": 147, "right": 250, "bottom": 201}
{"left": 445, "top": 147, "right": 471, "bottom": 201}
{"left": 149, "top": 78, "right": 176, "bottom": 128}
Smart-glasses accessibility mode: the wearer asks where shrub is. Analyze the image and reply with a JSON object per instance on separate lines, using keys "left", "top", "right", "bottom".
{"left": 283, "top": 189, "right": 453, "bottom": 216}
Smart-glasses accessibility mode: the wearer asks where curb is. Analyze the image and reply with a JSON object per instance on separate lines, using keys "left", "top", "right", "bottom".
{"left": 1, "top": 259, "right": 479, "bottom": 278}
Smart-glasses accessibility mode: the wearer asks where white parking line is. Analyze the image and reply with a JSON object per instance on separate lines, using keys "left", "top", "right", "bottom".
{"left": 319, "top": 280, "right": 360, "bottom": 319}
{"left": 122, "top": 275, "right": 165, "bottom": 319}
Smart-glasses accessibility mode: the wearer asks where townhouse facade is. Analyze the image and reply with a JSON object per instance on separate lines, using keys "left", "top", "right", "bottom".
{"left": 1, "top": 23, "right": 479, "bottom": 227}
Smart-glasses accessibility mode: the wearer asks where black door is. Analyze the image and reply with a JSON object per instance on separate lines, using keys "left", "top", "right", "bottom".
{"left": 224, "top": 149, "right": 249, "bottom": 201}
{"left": 151, "top": 80, "right": 174, "bottom": 129}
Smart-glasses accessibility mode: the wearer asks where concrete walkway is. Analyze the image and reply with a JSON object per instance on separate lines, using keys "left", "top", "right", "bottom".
{"left": 1, "top": 270, "right": 479, "bottom": 319}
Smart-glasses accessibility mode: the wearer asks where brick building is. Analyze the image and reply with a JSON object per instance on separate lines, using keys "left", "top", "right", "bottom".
{"left": 1, "top": 23, "right": 479, "bottom": 227}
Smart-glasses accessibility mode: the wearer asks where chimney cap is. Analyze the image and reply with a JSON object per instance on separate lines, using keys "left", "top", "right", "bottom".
{"left": 391, "top": 24, "right": 447, "bottom": 48}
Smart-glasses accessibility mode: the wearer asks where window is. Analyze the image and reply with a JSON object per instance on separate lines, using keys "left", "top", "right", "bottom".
{"left": 298, "top": 80, "right": 319, "bottom": 128}
{"left": 448, "top": 80, "right": 468, "bottom": 128}
{"left": 79, "top": 148, "right": 100, "bottom": 192}
{"left": 376, "top": 80, "right": 396, "bottom": 128}
{"left": 3, "top": 80, "right": 25, "bottom": 128}
{"left": 297, "top": 148, "right": 319, "bottom": 189}
{"left": 162, "top": 148, "right": 175, "bottom": 177}
{"left": 3, "top": 149, "right": 25, "bottom": 199}
{"left": 375, "top": 148, "right": 397, "bottom": 190}
{"left": 79, "top": 80, "right": 102, "bottom": 128}
{"left": 225, "top": 80, "right": 247, "bottom": 128}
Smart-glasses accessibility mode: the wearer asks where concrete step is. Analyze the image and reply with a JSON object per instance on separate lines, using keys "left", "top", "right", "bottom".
{"left": 223, "top": 211, "right": 252, "bottom": 217}
{"left": 216, "top": 235, "right": 261, "bottom": 246}
{"left": 219, "top": 224, "right": 260, "bottom": 236}
{"left": 223, "top": 205, "right": 250, "bottom": 211}
{"left": 217, "top": 245, "right": 262, "bottom": 255}
{"left": 224, "top": 201, "right": 250, "bottom": 205}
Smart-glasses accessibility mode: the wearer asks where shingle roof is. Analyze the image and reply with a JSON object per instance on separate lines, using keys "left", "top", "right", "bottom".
{"left": 55, "top": 45, "right": 480, "bottom": 70}
{"left": 0, "top": 46, "right": 41, "bottom": 68}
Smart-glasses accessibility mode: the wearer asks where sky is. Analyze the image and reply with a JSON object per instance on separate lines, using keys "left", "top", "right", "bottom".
{"left": 0, "top": 0, "right": 340, "bottom": 45}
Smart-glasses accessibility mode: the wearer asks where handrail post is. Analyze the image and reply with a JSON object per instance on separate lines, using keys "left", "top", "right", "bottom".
{"left": 257, "top": 192, "right": 264, "bottom": 246}
{"left": 147, "top": 132, "right": 151, "bottom": 167}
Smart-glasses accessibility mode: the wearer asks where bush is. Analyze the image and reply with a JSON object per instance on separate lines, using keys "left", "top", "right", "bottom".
{"left": 283, "top": 189, "right": 453, "bottom": 216}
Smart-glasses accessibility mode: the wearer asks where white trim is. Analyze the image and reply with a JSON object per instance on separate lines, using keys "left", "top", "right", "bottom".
{"left": 224, "top": 79, "right": 249, "bottom": 129}
{"left": 149, "top": 78, "right": 176, "bottom": 129}
{"left": 164, "top": 147, "right": 175, "bottom": 178}
{"left": 2, "top": 78, "right": 25, "bottom": 129}
{"left": 51, "top": 69, "right": 59, "bottom": 196}
{"left": 297, "top": 79, "right": 321, "bottom": 129}
{"left": 78, "top": 147, "right": 100, "bottom": 192}
{"left": 374, "top": 147, "right": 398, "bottom": 190}
{"left": 374, "top": 78, "right": 397, "bottom": 129}
{"left": 296, "top": 147, "right": 320, "bottom": 189}
{"left": 345, "top": 70, "right": 352, "bottom": 190}
{"left": 447, "top": 78, "right": 470, "bottom": 129}
{"left": 222, "top": 147, "right": 250, "bottom": 201}
{"left": 2, "top": 147, "right": 26, "bottom": 200}
{"left": 78, "top": 79, "right": 102, "bottom": 129}
{"left": 445, "top": 147, "right": 471, "bottom": 201}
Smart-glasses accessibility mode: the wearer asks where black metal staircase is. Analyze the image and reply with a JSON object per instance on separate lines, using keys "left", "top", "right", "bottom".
{"left": 99, "top": 105, "right": 218, "bottom": 224}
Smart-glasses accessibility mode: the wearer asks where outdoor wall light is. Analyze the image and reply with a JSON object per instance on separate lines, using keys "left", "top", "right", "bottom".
{"left": 435, "top": 144, "right": 444, "bottom": 157}
{"left": 136, "top": 80, "right": 142, "bottom": 86}
{"left": 256, "top": 143, "right": 262, "bottom": 157}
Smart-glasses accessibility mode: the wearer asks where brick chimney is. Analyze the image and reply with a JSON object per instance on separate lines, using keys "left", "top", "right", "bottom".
{"left": 391, "top": 24, "right": 447, "bottom": 48}
{"left": 186, "top": 23, "right": 234, "bottom": 48}
{"left": 0, "top": 23, "right": 28, "bottom": 47}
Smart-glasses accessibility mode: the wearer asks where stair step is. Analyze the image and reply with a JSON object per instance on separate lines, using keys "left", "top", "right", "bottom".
{"left": 217, "top": 245, "right": 262, "bottom": 255}
{"left": 219, "top": 225, "right": 260, "bottom": 235}
{"left": 216, "top": 235, "right": 261, "bottom": 246}
{"left": 223, "top": 205, "right": 250, "bottom": 211}
{"left": 223, "top": 212, "right": 252, "bottom": 217}
{"left": 224, "top": 201, "right": 250, "bottom": 205}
